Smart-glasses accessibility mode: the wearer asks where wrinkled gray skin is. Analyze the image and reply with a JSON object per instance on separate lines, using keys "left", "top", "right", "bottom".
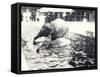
{"left": 33, "top": 18, "right": 69, "bottom": 53}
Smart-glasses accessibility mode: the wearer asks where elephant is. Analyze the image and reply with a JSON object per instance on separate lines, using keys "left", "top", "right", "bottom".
{"left": 33, "top": 18, "right": 69, "bottom": 53}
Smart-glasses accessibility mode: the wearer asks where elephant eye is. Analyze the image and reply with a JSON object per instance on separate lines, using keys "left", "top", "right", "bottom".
{"left": 46, "top": 31, "right": 49, "bottom": 33}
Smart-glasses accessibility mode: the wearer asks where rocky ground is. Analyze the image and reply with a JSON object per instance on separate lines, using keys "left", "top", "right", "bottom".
{"left": 22, "top": 38, "right": 74, "bottom": 70}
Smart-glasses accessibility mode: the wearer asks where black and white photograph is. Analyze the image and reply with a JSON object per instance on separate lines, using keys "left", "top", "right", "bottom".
{"left": 20, "top": 5, "right": 97, "bottom": 71}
